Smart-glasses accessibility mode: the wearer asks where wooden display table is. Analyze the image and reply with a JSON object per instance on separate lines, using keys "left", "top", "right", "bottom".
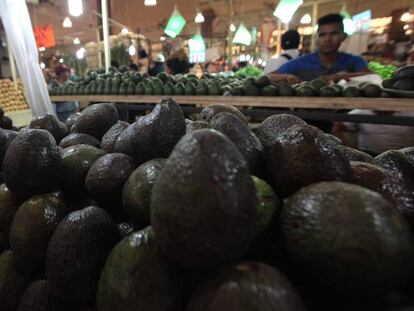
{"left": 50, "top": 96, "right": 414, "bottom": 126}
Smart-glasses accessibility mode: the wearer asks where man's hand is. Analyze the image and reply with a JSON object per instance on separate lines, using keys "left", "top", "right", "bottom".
{"left": 269, "top": 73, "right": 302, "bottom": 85}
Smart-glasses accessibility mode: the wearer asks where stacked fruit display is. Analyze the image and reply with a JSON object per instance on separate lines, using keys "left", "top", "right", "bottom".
{"left": 0, "top": 99, "right": 414, "bottom": 311}
{"left": 0, "top": 79, "right": 29, "bottom": 113}
{"left": 368, "top": 61, "right": 397, "bottom": 79}
{"left": 49, "top": 67, "right": 384, "bottom": 98}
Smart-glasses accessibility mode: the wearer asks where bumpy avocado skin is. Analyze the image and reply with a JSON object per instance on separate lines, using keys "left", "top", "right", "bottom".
{"left": 151, "top": 129, "right": 257, "bottom": 269}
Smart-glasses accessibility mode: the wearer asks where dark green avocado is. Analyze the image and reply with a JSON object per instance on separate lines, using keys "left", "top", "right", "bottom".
{"left": 72, "top": 103, "right": 118, "bottom": 140}
{"left": 114, "top": 98, "right": 186, "bottom": 165}
{"left": 61, "top": 144, "right": 106, "bottom": 193}
{"left": 282, "top": 181, "right": 413, "bottom": 296}
{"left": 266, "top": 125, "right": 350, "bottom": 198}
{"left": 185, "top": 120, "right": 209, "bottom": 133}
{"left": 9, "top": 193, "right": 67, "bottom": 276}
{"left": 3, "top": 129, "right": 62, "bottom": 198}
{"left": 199, "top": 104, "right": 248, "bottom": 124}
{"left": 100, "top": 121, "right": 129, "bottom": 153}
{"left": 59, "top": 133, "right": 101, "bottom": 148}
{"left": 187, "top": 262, "right": 305, "bottom": 311}
{"left": 122, "top": 159, "right": 166, "bottom": 229}
{"left": 151, "top": 129, "right": 257, "bottom": 269}
{"left": 254, "top": 114, "right": 306, "bottom": 152}
{"left": 209, "top": 112, "right": 263, "bottom": 171}
{"left": 97, "top": 227, "right": 187, "bottom": 311}
{"left": 46, "top": 206, "right": 119, "bottom": 307}
{"left": 29, "top": 113, "right": 68, "bottom": 144}
{"left": 0, "top": 184, "right": 21, "bottom": 251}
{"left": 350, "top": 161, "right": 414, "bottom": 228}
{"left": 65, "top": 112, "right": 81, "bottom": 130}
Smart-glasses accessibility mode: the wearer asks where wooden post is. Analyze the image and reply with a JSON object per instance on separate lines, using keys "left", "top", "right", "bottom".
{"left": 311, "top": 1, "right": 318, "bottom": 51}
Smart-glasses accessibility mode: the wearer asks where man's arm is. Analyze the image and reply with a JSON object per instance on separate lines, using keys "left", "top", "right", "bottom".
{"left": 320, "top": 56, "right": 371, "bottom": 83}
{"left": 267, "top": 61, "right": 302, "bottom": 84}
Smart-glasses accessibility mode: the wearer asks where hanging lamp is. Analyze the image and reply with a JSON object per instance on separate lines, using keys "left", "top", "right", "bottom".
{"left": 273, "top": 0, "right": 303, "bottom": 24}
{"left": 144, "top": 0, "right": 157, "bottom": 6}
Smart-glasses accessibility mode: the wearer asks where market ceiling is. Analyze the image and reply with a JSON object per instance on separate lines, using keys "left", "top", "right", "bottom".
{"left": 24, "top": 0, "right": 412, "bottom": 47}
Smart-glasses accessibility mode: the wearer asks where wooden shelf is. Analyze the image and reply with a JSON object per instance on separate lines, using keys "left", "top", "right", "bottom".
{"left": 50, "top": 95, "right": 414, "bottom": 112}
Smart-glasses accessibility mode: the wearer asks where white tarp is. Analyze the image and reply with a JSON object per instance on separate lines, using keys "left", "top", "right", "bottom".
{"left": 0, "top": 0, "right": 54, "bottom": 116}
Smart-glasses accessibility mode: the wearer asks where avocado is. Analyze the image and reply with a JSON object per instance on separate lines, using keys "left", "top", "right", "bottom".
{"left": 332, "top": 84, "right": 343, "bottom": 93}
{"left": 393, "top": 79, "right": 414, "bottom": 91}
{"left": 3, "top": 129, "right": 62, "bottom": 198}
{"left": 85, "top": 153, "right": 135, "bottom": 210}
{"left": 187, "top": 262, "right": 304, "bottom": 311}
{"left": 117, "top": 222, "right": 134, "bottom": 238}
{"left": 153, "top": 81, "right": 164, "bottom": 95}
{"left": 267, "top": 125, "right": 350, "bottom": 198}
{"left": 324, "top": 133, "right": 342, "bottom": 145}
{"left": 29, "top": 113, "right": 68, "bottom": 144}
{"left": 0, "top": 184, "right": 20, "bottom": 251}
{"left": 135, "top": 82, "right": 145, "bottom": 95}
{"left": 156, "top": 72, "right": 168, "bottom": 82}
{"left": 196, "top": 81, "right": 208, "bottom": 96}
{"left": 209, "top": 112, "right": 263, "bottom": 171}
{"left": 126, "top": 81, "right": 135, "bottom": 95}
{"left": 0, "top": 250, "right": 29, "bottom": 311}
{"left": 65, "top": 112, "right": 80, "bottom": 129}
{"left": 319, "top": 86, "right": 339, "bottom": 97}
{"left": 361, "top": 83, "right": 382, "bottom": 97}
{"left": 230, "top": 86, "right": 244, "bottom": 96}
{"left": 46, "top": 206, "right": 119, "bottom": 307}
{"left": 61, "top": 145, "right": 106, "bottom": 193}
{"left": 9, "top": 193, "right": 67, "bottom": 275}
{"left": 104, "top": 79, "right": 112, "bottom": 95}
{"left": 343, "top": 86, "right": 361, "bottom": 97}
{"left": 373, "top": 150, "right": 414, "bottom": 192}
{"left": 350, "top": 161, "right": 414, "bottom": 227}
{"left": 282, "top": 181, "right": 413, "bottom": 296}
{"left": 100, "top": 121, "right": 129, "bottom": 153}
{"left": 309, "top": 78, "right": 327, "bottom": 91}
{"left": 97, "top": 227, "right": 187, "bottom": 311}
{"left": 252, "top": 176, "right": 280, "bottom": 238}
{"left": 185, "top": 119, "right": 209, "bottom": 133}
{"left": 400, "top": 146, "right": 414, "bottom": 162}
{"left": 200, "top": 104, "right": 248, "bottom": 124}
{"left": 72, "top": 103, "right": 118, "bottom": 140}
{"left": 122, "top": 159, "right": 166, "bottom": 229}
{"left": 393, "top": 65, "right": 414, "bottom": 80}
{"left": 254, "top": 114, "right": 306, "bottom": 152}
{"left": 296, "top": 85, "right": 317, "bottom": 96}
{"left": 255, "top": 75, "right": 271, "bottom": 88}
{"left": 207, "top": 81, "right": 222, "bottom": 96}
{"left": 163, "top": 82, "right": 175, "bottom": 95}
{"left": 114, "top": 98, "right": 186, "bottom": 165}
{"left": 144, "top": 82, "right": 155, "bottom": 95}
{"left": 261, "top": 85, "right": 278, "bottom": 96}
{"left": 151, "top": 129, "right": 257, "bottom": 269}
{"left": 0, "top": 128, "right": 8, "bottom": 164}
{"left": 59, "top": 133, "right": 101, "bottom": 148}
{"left": 119, "top": 82, "right": 128, "bottom": 96}
{"left": 0, "top": 116, "right": 13, "bottom": 130}
{"left": 185, "top": 82, "right": 196, "bottom": 96}
{"left": 243, "top": 82, "right": 260, "bottom": 96}
{"left": 382, "top": 78, "right": 397, "bottom": 89}
{"left": 96, "top": 83, "right": 105, "bottom": 95}
{"left": 17, "top": 280, "right": 67, "bottom": 311}
{"left": 337, "top": 146, "right": 373, "bottom": 163}
{"left": 174, "top": 82, "right": 185, "bottom": 95}
{"left": 110, "top": 80, "right": 120, "bottom": 95}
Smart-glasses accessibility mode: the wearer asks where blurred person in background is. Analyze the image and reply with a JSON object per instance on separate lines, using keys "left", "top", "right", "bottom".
{"left": 166, "top": 49, "right": 190, "bottom": 75}
{"left": 205, "top": 62, "right": 219, "bottom": 74}
{"left": 42, "top": 68, "right": 53, "bottom": 85}
{"left": 148, "top": 54, "right": 166, "bottom": 76}
{"left": 49, "top": 65, "right": 79, "bottom": 122}
{"left": 264, "top": 29, "right": 301, "bottom": 74}
{"left": 129, "top": 63, "right": 138, "bottom": 71}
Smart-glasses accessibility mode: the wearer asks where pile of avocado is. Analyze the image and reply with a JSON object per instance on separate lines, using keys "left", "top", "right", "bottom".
{"left": 382, "top": 65, "right": 414, "bottom": 94}
{"left": 1, "top": 99, "right": 414, "bottom": 310}
{"left": 49, "top": 68, "right": 384, "bottom": 98}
